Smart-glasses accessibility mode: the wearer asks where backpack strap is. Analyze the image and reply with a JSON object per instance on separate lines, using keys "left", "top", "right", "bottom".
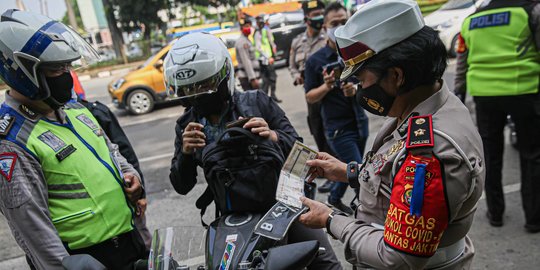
{"left": 195, "top": 186, "right": 215, "bottom": 228}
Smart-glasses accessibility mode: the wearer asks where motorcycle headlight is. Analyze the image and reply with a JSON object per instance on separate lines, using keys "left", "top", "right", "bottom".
{"left": 112, "top": 78, "right": 126, "bottom": 90}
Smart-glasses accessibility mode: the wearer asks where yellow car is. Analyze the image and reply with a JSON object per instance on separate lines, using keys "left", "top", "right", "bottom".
{"left": 108, "top": 31, "right": 240, "bottom": 115}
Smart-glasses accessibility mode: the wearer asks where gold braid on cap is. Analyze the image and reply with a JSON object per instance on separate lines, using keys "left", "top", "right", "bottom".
{"left": 344, "top": 50, "right": 375, "bottom": 67}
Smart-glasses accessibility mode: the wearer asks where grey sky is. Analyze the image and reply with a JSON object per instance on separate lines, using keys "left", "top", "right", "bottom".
{"left": 0, "top": 0, "right": 67, "bottom": 20}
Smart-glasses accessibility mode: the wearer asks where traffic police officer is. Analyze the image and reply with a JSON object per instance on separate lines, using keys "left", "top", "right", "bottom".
{"left": 299, "top": 0, "right": 486, "bottom": 269}
{"left": 0, "top": 10, "right": 146, "bottom": 269}
{"left": 236, "top": 19, "right": 260, "bottom": 91}
{"left": 454, "top": 0, "right": 540, "bottom": 232}
{"left": 254, "top": 14, "right": 281, "bottom": 102}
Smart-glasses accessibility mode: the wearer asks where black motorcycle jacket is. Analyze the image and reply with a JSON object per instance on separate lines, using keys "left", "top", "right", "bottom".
{"left": 169, "top": 90, "right": 302, "bottom": 195}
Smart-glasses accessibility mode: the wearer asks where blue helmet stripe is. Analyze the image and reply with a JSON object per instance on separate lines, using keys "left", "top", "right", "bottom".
{"left": 19, "top": 20, "right": 57, "bottom": 58}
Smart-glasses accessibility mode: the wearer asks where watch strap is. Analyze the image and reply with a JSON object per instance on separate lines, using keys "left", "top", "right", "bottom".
{"left": 347, "top": 161, "right": 360, "bottom": 188}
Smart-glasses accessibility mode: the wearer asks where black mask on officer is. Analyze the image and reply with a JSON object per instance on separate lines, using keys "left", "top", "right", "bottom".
{"left": 355, "top": 75, "right": 396, "bottom": 116}
{"left": 307, "top": 15, "right": 324, "bottom": 31}
{"left": 40, "top": 71, "right": 74, "bottom": 110}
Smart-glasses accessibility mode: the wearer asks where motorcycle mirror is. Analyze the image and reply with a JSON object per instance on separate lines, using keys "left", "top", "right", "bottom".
{"left": 263, "top": 240, "right": 319, "bottom": 270}
{"left": 61, "top": 254, "right": 106, "bottom": 270}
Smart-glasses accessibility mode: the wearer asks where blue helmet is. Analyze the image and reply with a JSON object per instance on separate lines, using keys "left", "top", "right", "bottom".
{"left": 0, "top": 9, "right": 100, "bottom": 100}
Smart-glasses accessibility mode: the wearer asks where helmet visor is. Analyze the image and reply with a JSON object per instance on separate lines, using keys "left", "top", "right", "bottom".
{"left": 41, "top": 22, "right": 101, "bottom": 68}
{"left": 166, "top": 60, "right": 229, "bottom": 99}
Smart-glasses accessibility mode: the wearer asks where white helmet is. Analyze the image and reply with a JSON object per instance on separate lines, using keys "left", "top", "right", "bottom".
{"left": 163, "top": 32, "right": 234, "bottom": 100}
{"left": 0, "top": 9, "right": 99, "bottom": 100}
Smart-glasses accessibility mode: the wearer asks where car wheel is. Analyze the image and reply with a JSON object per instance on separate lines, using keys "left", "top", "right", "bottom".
{"left": 126, "top": 89, "right": 154, "bottom": 115}
{"left": 449, "top": 34, "right": 459, "bottom": 58}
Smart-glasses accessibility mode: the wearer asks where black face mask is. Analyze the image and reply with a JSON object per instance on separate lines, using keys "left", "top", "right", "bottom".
{"left": 190, "top": 79, "right": 229, "bottom": 117}
{"left": 356, "top": 80, "right": 396, "bottom": 116}
{"left": 45, "top": 72, "right": 73, "bottom": 109}
{"left": 308, "top": 16, "right": 324, "bottom": 30}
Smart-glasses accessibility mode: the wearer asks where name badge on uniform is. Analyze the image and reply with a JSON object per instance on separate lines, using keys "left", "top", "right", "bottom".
{"left": 19, "top": 105, "right": 39, "bottom": 120}
{"left": 38, "top": 131, "right": 67, "bottom": 152}
{"left": 76, "top": 114, "right": 98, "bottom": 130}
{"left": 56, "top": 145, "right": 77, "bottom": 162}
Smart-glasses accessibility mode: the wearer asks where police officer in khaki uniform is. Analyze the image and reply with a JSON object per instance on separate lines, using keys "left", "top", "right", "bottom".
{"left": 289, "top": 0, "right": 327, "bottom": 86}
{"left": 298, "top": 0, "right": 486, "bottom": 269}
{"left": 235, "top": 19, "right": 260, "bottom": 91}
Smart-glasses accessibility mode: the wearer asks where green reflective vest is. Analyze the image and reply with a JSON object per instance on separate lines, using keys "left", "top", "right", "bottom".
{"left": 22, "top": 103, "right": 133, "bottom": 249}
{"left": 461, "top": 6, "right": 540, "bottom": 96}
{"left": 254, "top": 27, "right": 274, "bottom": 59}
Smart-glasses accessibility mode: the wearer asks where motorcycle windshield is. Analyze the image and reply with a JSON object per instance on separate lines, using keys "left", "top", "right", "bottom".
{"left": 148, "top": 226, "right": 207, "bottom": 270}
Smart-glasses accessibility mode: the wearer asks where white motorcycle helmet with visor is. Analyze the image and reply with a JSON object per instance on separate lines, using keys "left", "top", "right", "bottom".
{"left": 164, "top": 32, "right": 235, "bottom": 102}
{"left": 0, "top": 9, "right": 100, "bottom": 107}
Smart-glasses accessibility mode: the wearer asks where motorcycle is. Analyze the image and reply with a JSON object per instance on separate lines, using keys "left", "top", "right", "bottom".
{"left": 62, "top": 201, "right": 321, "bottom": 270}
{"left": 148, "top": 201, "right": 320, "bottom": 270}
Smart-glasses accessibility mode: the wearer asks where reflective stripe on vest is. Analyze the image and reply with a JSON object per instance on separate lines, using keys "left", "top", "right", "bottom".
{"left": 461, "top": 7, "right": 540, "bottom": 96}
{"left": 22, "top": 104, "right": 133, "bottom": 249}
{"left": 254, "top": 27, "right": 273, "bottom": 58}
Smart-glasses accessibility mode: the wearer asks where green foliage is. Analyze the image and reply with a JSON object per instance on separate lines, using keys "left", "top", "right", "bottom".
{"left": 178, "top": 0, "right": 241, "bottom": 8}
{"left": 112, "top": 0, "right": 171, "bottom": 32}
{"left": 61, "top": 0, "right": 84, "bottom": 33}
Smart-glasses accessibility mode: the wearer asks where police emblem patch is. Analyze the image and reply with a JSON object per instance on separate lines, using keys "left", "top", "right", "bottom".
{"left": 402, "top": 184, "right": 413, "bottom": 206}
{"left": 76, "top": 114, "right": 98, "bottom": 130}
{"left": 0, "top": 114, "right": 15, "bottom": 136}
{"left": 38, "top": 131, "right": 67, "bottom": 152}
{"left": 0, "top": 152, "right": 17, "bottom": 181}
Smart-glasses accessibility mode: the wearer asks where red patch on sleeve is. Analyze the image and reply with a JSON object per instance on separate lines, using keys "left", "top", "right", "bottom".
{"left": 383, "top": 154, "right": 449, "bottom": 257}
{"left": 0, "top": 152, "right": 17, "bottom": 181}
{"left": 456, "top": 33, "right": 467, "bottom": 54}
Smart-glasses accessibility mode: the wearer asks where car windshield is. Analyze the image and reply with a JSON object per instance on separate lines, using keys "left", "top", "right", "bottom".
{"left": 439, "top": 0, "right": 475, "bottom": 10}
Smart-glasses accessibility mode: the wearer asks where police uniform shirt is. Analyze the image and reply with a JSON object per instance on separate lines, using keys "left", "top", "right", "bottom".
{"left": 328, "top": 83, "right": 485, "bottom": 269}
{"left": 235, "top": 34, "right": 260, "bottom": 80}
{"left": 0, "top": 94, "right": 141, "bottom": 269}
{"left": 289, "top": 30, "right": 327, "bottom": 79}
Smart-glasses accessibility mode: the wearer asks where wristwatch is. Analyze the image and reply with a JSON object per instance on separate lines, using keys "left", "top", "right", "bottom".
{"left": 326, "top": 210, "right": 345, "bottom": 239}
{"left": 347, "top": 161, "right": 360, "bottom": 188}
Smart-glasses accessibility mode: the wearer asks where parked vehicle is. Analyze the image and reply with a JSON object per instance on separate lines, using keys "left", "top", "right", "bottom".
{"left": 97, "top": 49, "right": 116, "bottom": 62}
{"left": 268, "top": 11, "right": 306, "bottom": 64}
{"left": 126, "top": 43, "right": 143, "bottom": 58}
{"left": 108, "top": 32, "right": 239, "bottom": 115}
{"left": 424, "top": 0, "right": 487, "bottom": 57}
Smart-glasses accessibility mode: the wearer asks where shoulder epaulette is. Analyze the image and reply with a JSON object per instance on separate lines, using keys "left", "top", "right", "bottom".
{"left": 406, "top": 115, "right": 434, "bottom": 149}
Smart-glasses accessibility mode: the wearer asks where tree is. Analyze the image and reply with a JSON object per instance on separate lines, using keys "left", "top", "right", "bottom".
{"left": 179, "top": 0, "right": 241, "bottom": 24}
{"left": 102, "top": 0, "right": 127, "bottom": 63}
{"left": 112, "top": 0, "right": 171, "bottom": 55}
{"left": 61, "top": 0, "right": 84, "bottom": 33}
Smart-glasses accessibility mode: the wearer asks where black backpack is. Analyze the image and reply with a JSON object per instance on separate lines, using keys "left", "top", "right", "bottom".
{"left": 201, "top": 127, "right": 285, "bottom": 214}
